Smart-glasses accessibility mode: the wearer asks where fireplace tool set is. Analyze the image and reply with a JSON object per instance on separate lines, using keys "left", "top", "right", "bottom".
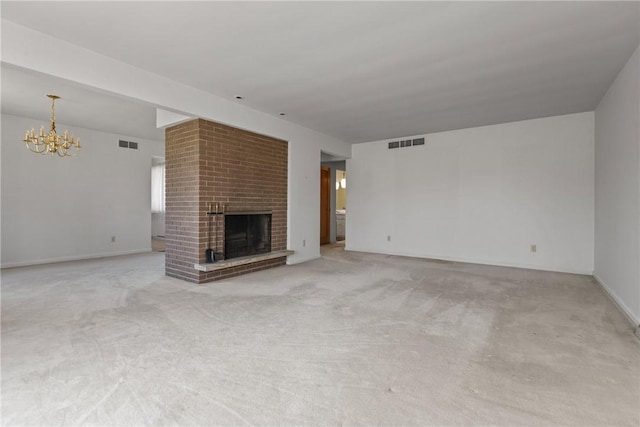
{"left": 206, "top": 202, "right": 225, "bottom": 263}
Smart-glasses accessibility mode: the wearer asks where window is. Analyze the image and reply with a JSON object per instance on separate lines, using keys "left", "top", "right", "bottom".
{"left": 151, "top": 163, "right": 165, "bottom": 213}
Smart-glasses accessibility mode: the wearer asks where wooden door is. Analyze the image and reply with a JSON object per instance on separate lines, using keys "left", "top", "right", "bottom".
{"left": 320, "top": 166, "right": 330, "bottom": 244}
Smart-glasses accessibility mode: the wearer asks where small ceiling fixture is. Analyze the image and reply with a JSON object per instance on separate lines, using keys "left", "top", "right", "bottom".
{"left": 279, "top": 112, "right": 286, "bottom": 116}
{"left": 22, "top": 94, "right": 81, "bottom": 157}
{"left": 235, "top": 95, "right": 243, "bottom": 100}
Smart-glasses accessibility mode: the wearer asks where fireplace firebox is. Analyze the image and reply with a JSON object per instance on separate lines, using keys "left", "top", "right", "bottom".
{"left": 224, "top": 213, "right": 272, "bottom": 260}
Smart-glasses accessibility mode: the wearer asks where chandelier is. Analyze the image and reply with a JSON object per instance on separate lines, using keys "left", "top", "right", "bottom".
{"left": 23, "top": 94, "right": 81, "bottom": 157}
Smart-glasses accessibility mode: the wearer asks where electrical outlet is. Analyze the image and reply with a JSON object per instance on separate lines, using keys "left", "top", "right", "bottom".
{"left": 111, "top": 235, "right": 116, "bottom": 243}
{"left": 530, "top": 244, "right": 537, "bottom": 253}
{"left": 387, "top": 235, "right": 391, "bottom": 242}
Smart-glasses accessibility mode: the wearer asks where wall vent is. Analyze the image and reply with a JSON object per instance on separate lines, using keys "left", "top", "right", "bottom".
{"left": 118, "top": 140, "right": 139, "bottom": 150}
{"left": 388, "top": 138, "right": 425, "bottom": 149}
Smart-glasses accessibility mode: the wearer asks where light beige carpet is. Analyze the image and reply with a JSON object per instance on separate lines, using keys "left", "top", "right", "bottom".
{"left": 2, "top": 245, "right": 638, "bottom": 425}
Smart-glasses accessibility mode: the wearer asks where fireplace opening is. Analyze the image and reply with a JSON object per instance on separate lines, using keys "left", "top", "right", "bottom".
{"left": 224, "top": 213, "right": 272, "bottom": 260}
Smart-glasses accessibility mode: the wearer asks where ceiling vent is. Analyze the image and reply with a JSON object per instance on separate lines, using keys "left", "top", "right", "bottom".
{"left": 388, "top": 137, "right": 425, "bottom": 149}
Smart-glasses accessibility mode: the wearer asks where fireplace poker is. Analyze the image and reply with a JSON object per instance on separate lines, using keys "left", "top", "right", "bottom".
{"left": 205, "top": 203, "right": 215, "bottom": 263}
{"left": 213, "top": 203, "right": 222, "bottom": 259}
{"left": 220, "top": 203, "right": 226, "bottom": 258}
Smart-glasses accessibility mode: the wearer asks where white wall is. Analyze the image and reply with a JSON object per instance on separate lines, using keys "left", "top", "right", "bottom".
{"left": 2, "top": 20, "right": 352, "bottom": 265}
{"left": 347, "top": 112, "right": 594, "bottom": 274}
{"left": 1, "top": 114, "right": 164, "bottom": 267}
{"left": 287, "top": 142, "right": 321, "bottom": 263}
{"left": 594, "top": 46, "right": 640, "bottom": 325}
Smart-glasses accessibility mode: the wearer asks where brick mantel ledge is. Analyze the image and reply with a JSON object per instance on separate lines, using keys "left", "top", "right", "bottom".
{"left": 194, "top": 250, "right": 293, "bottom": 272}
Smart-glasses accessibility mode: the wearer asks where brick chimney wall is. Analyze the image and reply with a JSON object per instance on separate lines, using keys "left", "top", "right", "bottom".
{"left": 165, "top": 118, "right": 288, "bottom": 283}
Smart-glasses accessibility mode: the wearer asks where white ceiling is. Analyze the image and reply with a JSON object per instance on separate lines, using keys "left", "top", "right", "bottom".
{"left": 2, "top": 1, "right": 639, "bottom": 143}
{"left": 1, "top": 66, "right": 164, "bottom": 141}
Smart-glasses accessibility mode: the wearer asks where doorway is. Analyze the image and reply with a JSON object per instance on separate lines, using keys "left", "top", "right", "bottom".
{"left": 320, "top": 166, "right": 331, "bottom": 244}
{"left": 335, "top": 170, "right": 346, "bottom": 241}
{"left": 151, "top": 156, "right": 166, "bottom": 252}
{"left": 320, "top": 155, "right": 347, "bottom": 246}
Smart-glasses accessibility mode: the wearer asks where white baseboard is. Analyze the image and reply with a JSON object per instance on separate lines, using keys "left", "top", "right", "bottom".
{"left": 593, "top": 272, "right": 640, "bottom": 327}
{"left": 1, "top": 249, "right": 152, "bottom": 269}
{"left": 344, "top": 246, "right": 593, "bottom": 275}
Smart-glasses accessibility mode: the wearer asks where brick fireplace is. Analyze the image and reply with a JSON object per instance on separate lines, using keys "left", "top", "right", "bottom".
{"left": 165, "top": 118, "right": 288, "bottom": 283}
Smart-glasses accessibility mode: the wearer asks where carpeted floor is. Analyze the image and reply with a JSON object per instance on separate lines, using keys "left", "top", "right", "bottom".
{"left": 2, "top": 245, "right": 638, "bottom": 425}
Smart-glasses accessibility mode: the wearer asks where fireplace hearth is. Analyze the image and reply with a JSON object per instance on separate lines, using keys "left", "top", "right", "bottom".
{"left": 224, "top": 212, "right": 272, "bottom": 260}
